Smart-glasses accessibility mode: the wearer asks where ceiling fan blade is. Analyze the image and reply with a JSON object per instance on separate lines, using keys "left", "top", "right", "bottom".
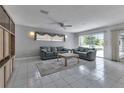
{"left": 64, "top": 25, "right": 72, "bottom": 27}
{"left": 40, "top": 10, "right": 49, "bottom": 15}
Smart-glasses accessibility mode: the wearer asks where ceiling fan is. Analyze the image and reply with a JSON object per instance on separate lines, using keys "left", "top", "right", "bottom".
{"left": 40, "top": 10, "right": 72, "bottom": 29}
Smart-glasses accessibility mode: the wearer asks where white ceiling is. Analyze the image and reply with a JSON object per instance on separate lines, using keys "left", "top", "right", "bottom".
{"left": 4, "top": 5, "right": 124, "bottom": 33}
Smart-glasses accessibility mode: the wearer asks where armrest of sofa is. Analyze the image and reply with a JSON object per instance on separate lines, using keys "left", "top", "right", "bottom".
{"left": 63, "top": 48, "right": 68, "bottom": 52}
{"left": 87, "top": 50, "right": 95, "bottom": 53}
{"left": 41, "top": 49, "right": 47, "bottom": 53}
{"left": 72, "top": 48, "right": 79, "bottom": 52}
{"left": 40, "top": 48, "right": 48, "bottom": 59}
{"left": 87, "top": 50, "right": 96, "bottom": 61}
{"left": 41, "top": 49, "right": 47, "bottom": 54}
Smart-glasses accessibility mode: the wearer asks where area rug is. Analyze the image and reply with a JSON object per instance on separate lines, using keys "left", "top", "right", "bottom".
{"left": 36, "top": 58, "right": 85, "bottom": 77}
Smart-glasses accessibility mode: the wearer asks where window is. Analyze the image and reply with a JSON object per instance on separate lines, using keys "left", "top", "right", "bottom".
{"left": 79, "top": 35, "right": 91, "bottom": 48}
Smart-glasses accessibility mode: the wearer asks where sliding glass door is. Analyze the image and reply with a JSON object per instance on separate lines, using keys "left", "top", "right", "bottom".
{"left": 119, "top": 31, "right": 124, "bottom": 59}
{"left": 79, "top": 33, "right": 104, "bottom": 57}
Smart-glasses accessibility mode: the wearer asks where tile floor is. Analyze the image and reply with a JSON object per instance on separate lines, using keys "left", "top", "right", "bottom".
{"left": 6, "top": 57, "right": 124, "bottom": 88}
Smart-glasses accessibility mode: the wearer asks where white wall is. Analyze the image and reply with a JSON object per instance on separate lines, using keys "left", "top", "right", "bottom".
{"left": 15, "top": 24, "right": 75, "bottom": 58}
{"left": 104, "top": 30, "right": 112, "bottom": 60}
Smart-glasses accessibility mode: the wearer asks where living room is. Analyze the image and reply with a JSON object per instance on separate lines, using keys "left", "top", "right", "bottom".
{"left": 1, "top": 2, "right": 124, "bottom": 90}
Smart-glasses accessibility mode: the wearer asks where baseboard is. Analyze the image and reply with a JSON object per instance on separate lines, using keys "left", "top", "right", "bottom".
{"left": 15, "top": 56, "right": 40, "bottom": 61}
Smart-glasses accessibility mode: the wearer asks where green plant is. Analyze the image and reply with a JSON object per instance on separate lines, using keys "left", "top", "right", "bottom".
{"left": 82, "top": 35, "right": 104, "bottom": 47}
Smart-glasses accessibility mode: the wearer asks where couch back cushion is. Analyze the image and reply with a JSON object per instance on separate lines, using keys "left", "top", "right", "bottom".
{"left": 47, "top": 47, "right": 51, "bottom": 52}
{"left": 78, "top": 47, "right": 87, "bottom": 52}
{"left": 83, "top": 48, "right": 89, "bottom": 52}
{"left": 56, "top": 47, "right": 63, "bottom": 51}
{"left": 40, "top": 46, "right": 51, "bottom": 52}
{"left": 78, "top": 47, "right": 91, "bottom": 52}
{"left": 88, "top": 48, "right": 96, "bottom": 52}
{"left": 77, "top": 47, "right": 82, "bottom": 51}
{"left": 79, "top": 47, "right": 85, "bottom": 52}
{"left": 51, "top": 47, "right": 57, "bottom": 52}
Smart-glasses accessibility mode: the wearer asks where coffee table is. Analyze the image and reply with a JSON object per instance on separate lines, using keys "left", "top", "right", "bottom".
{"left": 57, "top": 53, "right": 79, "bottom": 66}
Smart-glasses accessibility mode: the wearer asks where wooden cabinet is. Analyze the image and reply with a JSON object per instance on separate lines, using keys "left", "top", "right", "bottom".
{"left": 10, "top": 19, "right": 15, "bottom": 33}
{"left": 0, "top": 7, "right": 5, "bottom": 27}
{"left": 9, "top": 59, "right": 12, "bottom": 74}
{"left": 0, "top": 28, "right": 3, "bottom": 61}
{"left": 0, "top": 67, "right": 4, "bottom": 88}
{"left": 0, "top": 6, "right": 15, "bottom": 34}
{"left": 11, "top": 35, "right": 15, "bottom": 56}
{"left": 0, "top": 6, "right": 10, "bottom": 31}
{"left": 11, "top": 57, "right": 15, "bottom": 72}
{"left": 0, "top": 5, "right": 15, "bottom": 88}
{"left": 4, "top": 13, "right": 10, "bottom": 31}
{"left": 4, "top": 31, "right": 9, "bottom": 58}
{"left": 4, "top": 61, "right": 11, "bottom": 85}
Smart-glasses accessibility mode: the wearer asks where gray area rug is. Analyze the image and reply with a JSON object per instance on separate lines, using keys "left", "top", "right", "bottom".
{"left": 36, "top": 58, "right": 86, "bottom": 77}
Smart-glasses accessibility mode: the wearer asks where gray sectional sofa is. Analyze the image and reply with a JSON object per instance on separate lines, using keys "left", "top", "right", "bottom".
{"left": 73, "top": 47, "right": 96, "bottom": 61}
{"left": 40, "top": 46, "right": 68, "bottom": 60}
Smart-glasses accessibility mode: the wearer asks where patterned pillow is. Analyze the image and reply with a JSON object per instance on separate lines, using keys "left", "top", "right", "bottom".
{"left": 47, "top": 47, "right": 51, "bottom": 52}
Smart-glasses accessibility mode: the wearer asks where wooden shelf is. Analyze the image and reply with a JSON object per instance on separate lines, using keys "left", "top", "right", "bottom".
{"left": 4, "top": 61, "right": 11, "bottom": 85}
{"left": 0, "top": 5, "right": 15, "bottom": 88}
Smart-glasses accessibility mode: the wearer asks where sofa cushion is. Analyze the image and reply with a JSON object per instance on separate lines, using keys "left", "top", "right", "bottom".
{"left": 40, "top": 47, "right": 51, "bottom": 52}
{"left": 83, "top": 48, "right": 89, "bottom": 52}
{"left": 41, "top": 49, "right": 47, "bottom": 52}
{"left": 74, "top": 50, "right": 80, "bottom": 54}
{"left": 46, "top": 52, "right": 54, "bottom": 56}
{"left": 79, "top": 47, "right": 89, "bottom": 52}
{"left": 78, "top": 47, "right": 82, "bottom": 51}
{"left": 47, "top": 47, "right": 51, "bottom": 52}
{"left": 78, "top": 51, "right": 87, "bottom": 55}
{"left": 80, "top": 48, "right": 85, "bottom": 52}
{"left": 51, "top": 47, "right": 57, "bottom": 52}
{"left": 40, "top": 46, "right": 48, "bottom": 50}
{"left": 87, "top": 49, "right": 96, "bottom": 53}
{"left": 62, "top": 48, "right": 68, "bottom": 51}
{"left": 57, "top": 47, "right": 63, "bottom": 51}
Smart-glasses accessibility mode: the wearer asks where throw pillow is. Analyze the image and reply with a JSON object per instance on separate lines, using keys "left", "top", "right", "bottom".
{"left": 55, "top": 47, "right": 57, "bottom": 52}
{"left": 42, "top": 49, "right": 47, "bottom": 52}
{"left": 47, "top": 47, "right": 51, "bottom": 52}
{"left": 51, "top": 47, "right": 57, "bottom": 52}
{"left": 80, "top": 48, "right": 85, "bottom": 52}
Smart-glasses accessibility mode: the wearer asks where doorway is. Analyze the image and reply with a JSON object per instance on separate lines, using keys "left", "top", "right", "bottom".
{"left": 119, "top": 32, "right": 124, "bottom": 60}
